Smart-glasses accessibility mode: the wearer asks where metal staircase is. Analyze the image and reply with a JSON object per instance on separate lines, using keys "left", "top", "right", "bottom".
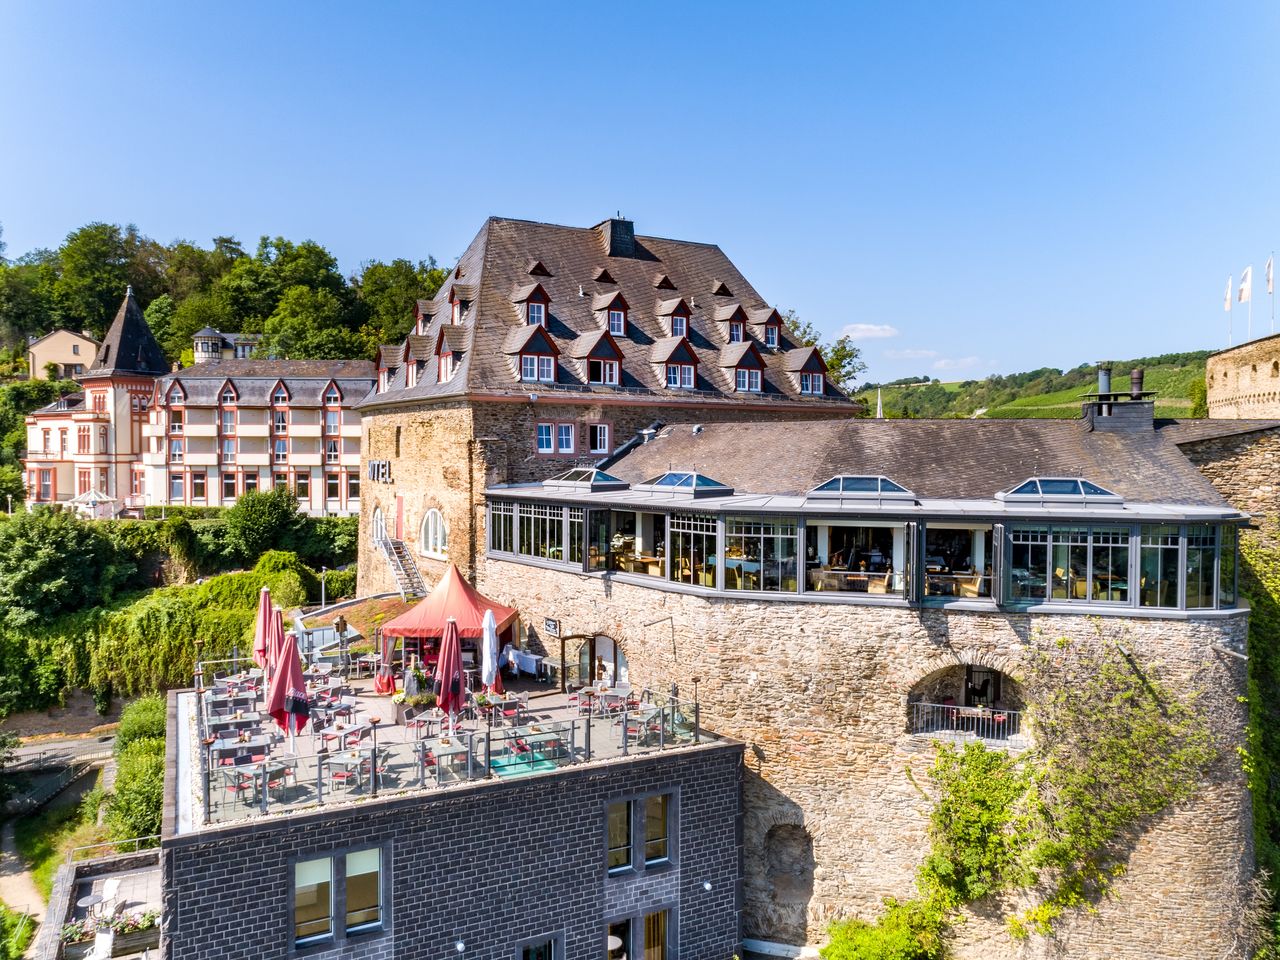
{"left": 377, "top": 536, "right": 427, "bottom": 600}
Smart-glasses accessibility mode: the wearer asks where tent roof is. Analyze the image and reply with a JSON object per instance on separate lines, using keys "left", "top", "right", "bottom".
{"left": 381, "top": 564, "right": 518, "bottom": 639}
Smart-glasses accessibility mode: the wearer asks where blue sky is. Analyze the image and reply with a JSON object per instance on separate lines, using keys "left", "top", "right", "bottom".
{"left": 2, "top": 1, "right": 1279, "bottom": 384}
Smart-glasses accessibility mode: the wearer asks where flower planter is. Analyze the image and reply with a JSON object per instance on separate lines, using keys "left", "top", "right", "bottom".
{"left": 113, "top": 927, "right": 160, "bottom": 955}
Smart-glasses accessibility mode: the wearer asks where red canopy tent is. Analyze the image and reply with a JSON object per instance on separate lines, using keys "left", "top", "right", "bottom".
{"left": 381, "top": 564, "right": 518, "bottom": 640}
{"left": 376, "top": 565, "right": 519, "bottom": 693}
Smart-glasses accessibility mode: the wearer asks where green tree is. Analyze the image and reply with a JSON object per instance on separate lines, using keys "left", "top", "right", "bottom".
{"left": 353, "top": 257, "right": 448, "bottom": 344}
{"left": 0, "top": 510, "right": 135, "bottom": 628}
{"left": 0, "top": 254, "right": 56, "bottom": 347}
{"left": 258, "top": 285, "right": 367, "bottom": 359}
{"left": 143, "top": 294, "right": 176, "bottom": 358}
{"left": 106, "top": 737, "right": 164, "bottom": 841}
{"left": 51, "top": 223, "right": 132, "bottom": 336}
{"left": 165, "top": 290, "right": 234, "bottom": 361}
{"left": 784, "top": 310, "right": 867, "bottom": 393}
{"left": 223, "top": 487, "right": 304, "bottom": 562}
{"left": 1189, "top": 377, "right": 1208, "bottom": 418}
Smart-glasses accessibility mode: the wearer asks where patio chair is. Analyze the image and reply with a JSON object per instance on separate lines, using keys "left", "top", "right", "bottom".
{"left": 330, "top": 767, "right": 358, "bottom": 791}
{"left": 100, "top": 877, "right": 121, "bottom": 916}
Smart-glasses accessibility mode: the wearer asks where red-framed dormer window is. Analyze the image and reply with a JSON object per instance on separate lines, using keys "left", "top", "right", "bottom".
{"left": 764, "top": 323, "right": 779, "bottom": 349}
{"left": 527, "top": 302, "right": 546, "bottom": 326}
{"left": 666, "top": 363, "right": 695, "bottom": 389}
{"left": 800, "top": 372, "right": 825, "bottom": 395}
{"left": 520, "top": 354, "right": 556, "bottom": 383}
{"left": 588, "top": 359, "right": 619, "bottom": 385}
{"left": 324, "top": 384, "right": 342, "bottom": 405}
{"left": 439, "top": 351, "right": 457, "bottom": 383}
{"left": 735, "top": 368, "right": 762, "bottom": 392}
{"left": 729, "top": 321, "right": 744, "bottom": 343}
{"left": 608, "top": 308, "right": 626, "bottom": 336}
{"left": 671, "top": 312, "right": 688, "bottom": 338}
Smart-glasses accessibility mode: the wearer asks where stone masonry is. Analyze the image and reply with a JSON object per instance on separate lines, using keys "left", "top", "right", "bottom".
{"left": 1207, "top": 335, "right": 1280, "bottom": 418}
{"left": 160, "top": 726, "right": 744, "bottom": 960}
{"left": 1179, "top": 426, "right": 1280, "bottom": 545}
{"left": 474, "top": 558, "right": 1254, "bottom": 960}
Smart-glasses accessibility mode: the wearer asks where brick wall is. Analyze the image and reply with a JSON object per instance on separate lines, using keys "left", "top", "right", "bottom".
{"left": 161, "top": 743, "right": 743, "bottom": 960}
{"left": 474, "top": 558, "right": 1255, "bottom": 959}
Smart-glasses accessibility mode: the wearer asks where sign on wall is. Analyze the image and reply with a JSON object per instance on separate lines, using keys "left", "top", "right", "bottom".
{"left": 367, "top": 460, "right": 392, "bottom": 483}
{"left": 543, "top": 618, "right": 560, "bottom": 638}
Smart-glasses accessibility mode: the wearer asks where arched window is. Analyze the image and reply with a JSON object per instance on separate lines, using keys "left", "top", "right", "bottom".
{"left": 419, "top": 508, "right": 448, "bottom": 559}
{"left": 371, "top": 507, "right": 386, "bottom": 545}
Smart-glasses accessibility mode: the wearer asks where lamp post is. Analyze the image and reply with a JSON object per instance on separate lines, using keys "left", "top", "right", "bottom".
{"left": 193, "top": 637, "right": 205, "bottom": 690}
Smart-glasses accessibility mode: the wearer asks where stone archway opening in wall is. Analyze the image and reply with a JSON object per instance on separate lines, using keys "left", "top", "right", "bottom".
{"left": 572, "top": 635, "right": 629, "bottom": 688}
{"left": 905, "top": 663, "right": 1028, "bottom": 748}
{"left": 764, "top": 822, "right": 815, "bottom": 904}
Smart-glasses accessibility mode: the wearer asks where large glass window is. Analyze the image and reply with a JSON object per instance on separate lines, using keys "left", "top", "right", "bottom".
{"left": 1220, "top": 524, "right": 1238, "bottom": 607}
{"left": 594, "top": 510, "right": 667, "bottom": 577}
{"left": 568, "top": 507, "right": 584, "bottom": 566}
{"left": 1090, "top": 528, "right": 1130, "bottom": 602}
{"left": 644, "top": 795, "right": 670, "bottom": 864}
{"left": 1050, "top": 526, "right": 1089, "bottom": 600}
{"left": 923, "top": 525, "right": 993, "bottom": 598}
{"left": 806, "top": 521, "right": 906, "bottom": 595}
{"left": 1008, "top": 528, "right": 1049, "bottom": 601}
{"left": 345, "top": 849, "right": 381, "bottom": 932}
{"left": 518, "top": 503, "right": 565, "bottom": 561}
{"left": 523, "top": 936, "right": 558, "bottom": 960}
{"left": 491, "top": 501, "right": 515, "bottom": 553}
{"left": 294, "top": 857, "right": 333, "bottom": 944}
{"left": 669, "top": 513, "right": 717, "bottom": 587}
{"left": 1141, "top": 527, "right": 1177, "bottom": 609}
{"left": 725, "top": 517, "right": 798, "bottom": 592}
{"left": 607, "top": 801, "right": 631, "bottom": 872}
{"left": 222, "top": 473, "right": 237, "bottom": 500}
{"left": 169, "top": 474, "right": 184, "bottom": 502}
{"left": 1186, "top": 525, "right": 1217, "bottom": 609}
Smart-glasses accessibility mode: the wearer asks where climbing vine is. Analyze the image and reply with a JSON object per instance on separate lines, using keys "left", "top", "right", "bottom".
{"left": 823, "top": 630, "right": 1219, "bottom": 959}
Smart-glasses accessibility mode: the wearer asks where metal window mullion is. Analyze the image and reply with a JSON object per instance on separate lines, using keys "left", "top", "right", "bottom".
{"left": 715, "top": 515, "right": 725, "bottom": 592}
{"left": 1177, "top": 524, "right": 1188, "bottom": 609}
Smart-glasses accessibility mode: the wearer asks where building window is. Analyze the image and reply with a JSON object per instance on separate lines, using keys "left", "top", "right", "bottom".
{"left": 344, "top": 849, "right": 381, "bottom": 933}
{"left": 296, "top": 473, "right": 310, "bottom": 499}
{"left": 326, "top": 439, "right": 340, "bottom": 464}
{"left": 244, "top": 472, "right": 258, "bottom": 493}
{"left": 608, "top": 921, "right": 632, "bottom": 960}
{"left": 765, "top": 325, "right": 779, "bottom": 347}
{"left": 169, "top": 474, "right": 184, "bottom": 503}
{"left": 517, "top": 503, "right": 565, "bottom": 560}
{"left": 670, "top": 314, "right": 687, "bottom": 338}
{"left": 98, "top": 426, "right": 108, "bottom": 454}
{"left": 490, "top": 501, "right": 516, "bottom": 553}
{"left": 536, "top": 423, "right": 554, "bottom": 454}
{"left": 521, "top": 354, "right": 556, "bottom": 383}
{"left": 78, "top": 469, "right": 91, "bottom": 495}
{"left": 325, "top": 410, "right": 340, "bottom": 435}
{"left": 77, "top": 426, "right": 89, "bottom": 454}
{"left": 726, "top": 517, "right": 799, "bottom": 592}
{"left": 169, "top": 439, "right": 184, "bottom": 463}
{"left": 557, "top": 424, "right": 575, "bottom": 454}
{"left": 346, "top": 472, "right": 361, "bottom": 501}
{"left": 608, "top": 309, "right": 626, "bottom": 335}
{"left": 589, "top": 424, "right": 611, "bottom": 454}
{"left": 221, "top": 389, "right": 235, "bottom": 404}
{"left": 192, "top": 473, "right": 206, "bottom": 500}
{"left": 222, "top": 473, "right": 237, "bottom": 500}
{"left": 588, "top": 359, "right": 619, "bottom": 385}
{"left": 527, "top": 302, "right": 546, "bottom": 326}
{"left": 294, "top": 857, "right": 333, "bottom": 945}
{"left": 644, "top": 794, "right": 670, "bottom": 864}
{"left": 1186, "top": 525, "right": 1217, "bottom": 609}
{"left": 607, "top": 801, "right": 632, "bottom": 872}
{"left": 728, "top": 321, "right": 743, "bottom": 343}
{"left": 38, "top": 470, "right": 51, "bottom": 501}
{"left": 643, "top": 909, "right": 668, "bottom": 960}
{"left": 71, "top": 344, "right": 79, "bottom": 356}
{"left": 735, "top": 368, "right": 761, "bottom": 392}
{"left": 325, "top": 387, "right": 341, "bottom": 405}
{"left": 235, "top": 343, "right": 252, "bottom": 359}
{"left": 420, "top": 508, "right": 449, "bottom": 559}
{"left": 222, "top": 439, "right": 236, "bottom": 464}
{"left": 274, "top": 472, "right": 288, "bottom": 489}
{"left": 326, "top": 473, "right": 340, "bottom": 500}
{"left": 170, "top": 410, "right": 184, "bottom": 434}
{"left": 666, "top": 364, "right": 694, "bottom": 389}
{"left": 520, "top": 934, "right": 560, "bottom": 960}
{"left": 440, "top": 352, "right": 456, "bottom": 383}
{"left": 799, "top": 372, "right": 824, "bottom": 395}
{"left": 131, "top": 471, "right": 144, "bottom": 497}
{"left": 452, "top": 300, "right": 462, "bottom": 324}
{"left": 222, "top": 410, "right": 235, "bottom": 434}
{"left": 273, "top": 410, "right": 288, "bottom": 434}
{"left": 275, "top": 439, "right": 289, "bottom": 464}
{"left": 273, "top": 387, "right": 289, "bottom": 404}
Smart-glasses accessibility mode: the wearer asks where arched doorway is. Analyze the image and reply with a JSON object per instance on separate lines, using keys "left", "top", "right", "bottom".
{"left": 371, "top": 506, "right": 386, "bottom": 544}
{"left": 575, "top": 635, "right": 629, "bottom": 687}
{"left": 907, "top": 664, "right": 1026, "bottom": 745}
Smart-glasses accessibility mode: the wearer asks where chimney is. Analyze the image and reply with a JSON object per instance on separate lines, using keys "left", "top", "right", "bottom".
{"left": 595, "top": 216, "right": 635, "bottom": 258}
{"left": 639, "top": 427, "right": 657, "bottom": 444}
{"left": 1130, "top": 368, "right": 1144, "bottom": 400}
{"left": 171, "top": 362, "right": 181, "bottom": 373}
{"left": 1096, "top": 362, "right": 1112, "bottom": 396}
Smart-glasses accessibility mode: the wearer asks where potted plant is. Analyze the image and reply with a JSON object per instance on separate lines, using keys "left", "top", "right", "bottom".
{"left": 394, "top": 692, "right": 437, "bottom": 725}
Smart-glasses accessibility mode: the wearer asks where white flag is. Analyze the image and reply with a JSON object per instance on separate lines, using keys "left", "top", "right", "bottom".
{"left": 1239, "top": 266, "right": 1253, "bottom": 304}
{"left": 1225, "top": 275, "right": 1233, "bottom": 312}
{"left": 1267, "top": 255, "right": 1274, "bottom": 295}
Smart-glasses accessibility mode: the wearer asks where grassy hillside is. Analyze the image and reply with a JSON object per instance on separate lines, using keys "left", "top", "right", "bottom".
{"left": 858, "top": 351, "right": 1210, "bottom": 420}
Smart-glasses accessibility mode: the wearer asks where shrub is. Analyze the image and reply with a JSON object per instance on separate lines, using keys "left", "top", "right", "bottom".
{"left": 320, "top": 568, "right": 357, "bottom": 601}
{"left": 293, "top": 515, "right": 359, "bottom": 568}
{"left": 115, "top": 694, "right": 167, "bottom": 751}
{"left": 142, "top": 505, "right": 225, "bottom": 520}
{"left": 106, "top": 737, "right": 165, "bottom": 841}
{"left": 823, "top": 899, "right": 944, "bottom": 960}
{"left": 224, "top": 488, "right": 303, "bottom": 563}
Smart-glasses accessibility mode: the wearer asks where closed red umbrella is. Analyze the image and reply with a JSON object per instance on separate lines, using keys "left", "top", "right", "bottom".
{"left": 267, "top": 607, "right": 285, "bottom": 678}
{"left": 267, "top": 631, "right": 310, "bottom": 738}
{"left": 373, "top": 631, "right": 396, "bottom": 695}
{"left": 252, "top": 587, "right": 272, "bottom": 669}
{"left": 434, "top": 618, "right": 465, "bottom": 728}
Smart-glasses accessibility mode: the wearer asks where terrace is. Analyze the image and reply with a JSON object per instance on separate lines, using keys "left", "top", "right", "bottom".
{"left": 175, "top": 660, "right": 710, "bottom": 832}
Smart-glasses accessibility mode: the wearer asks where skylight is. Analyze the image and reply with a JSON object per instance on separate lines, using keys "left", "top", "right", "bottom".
{"left": 997, "top": 477, "right": 1122, "bottom": 503}
{"left": 634, "top": 471, "right": 734, "bottom": 498}
{"left": 543, "top": 468, "right": 628, "bottom": 493}
{"left": 808, "top": 475, "right": 914, "bottom": 498}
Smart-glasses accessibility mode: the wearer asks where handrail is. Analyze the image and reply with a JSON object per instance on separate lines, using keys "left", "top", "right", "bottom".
{"left": 910, "top": 701, "right": 1023, "bottom": 743}
{"left": 66, "top": 835, "right": 161, "bottom": 864}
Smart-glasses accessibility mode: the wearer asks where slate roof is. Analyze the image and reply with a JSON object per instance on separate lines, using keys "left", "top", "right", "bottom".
{"left": 85, "top": 288, "right": 168, "bottom": 379}
{"left": 153, "top": 359, "right": 375, "bottom": 406}
{"left": 600, "top": 418, "right": 1234, "bottom": 507}
{"left": 357, "top": 217, "right": 857, "bottom": 411}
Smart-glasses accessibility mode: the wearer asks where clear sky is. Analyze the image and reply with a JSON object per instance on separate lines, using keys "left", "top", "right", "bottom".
{"left": 2, "top": 1, "right": 1279, "bottom": 384}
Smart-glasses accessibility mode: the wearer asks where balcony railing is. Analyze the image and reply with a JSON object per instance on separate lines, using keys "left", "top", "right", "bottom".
{"left": 910, "top": 701, "right": 1024, "bottom": 745}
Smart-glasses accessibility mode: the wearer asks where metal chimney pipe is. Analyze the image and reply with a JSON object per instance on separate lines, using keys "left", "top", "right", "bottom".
{"left": 1096, "top": 363, "right": 1112, "bottom": 395}
{"left": 1130, "top": 368, "right": 1144, "bottom": 399}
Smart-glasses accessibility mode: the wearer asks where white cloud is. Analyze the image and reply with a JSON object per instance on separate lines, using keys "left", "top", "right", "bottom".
{"left": 884, "top": 348, "right": 938, "bottom": 360}
{"left": 931, "top": 356, "right": 981, "bottom": 371}
{"left": 839, "top": 322, "right": 900, "bottom": 340}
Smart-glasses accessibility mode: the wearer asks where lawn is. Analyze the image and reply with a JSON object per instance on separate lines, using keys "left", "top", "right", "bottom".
{"left": 0, "top": 902, "right": 34, "bottom": 960}
{"left": 12, "top": 778, "right": 109, "bottom": 901}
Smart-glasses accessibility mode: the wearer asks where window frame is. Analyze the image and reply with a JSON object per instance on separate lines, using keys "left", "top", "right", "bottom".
{"left": 608, "top": 309, "right": 626, "bottom": 335}
{"left": 516, "top": 932, "right": 563, "bottom": 960}
{"left": 557, "top": 423, "right": 576, "bottom": 455}
{"left": 588, "top": 358, "right": 619, "bottom": 386}
{"left": 799, "top": 372, "right": 824, "bottom": 395}
{"left": 606, "top": 790, "right": 677, "bottom": 879}
{"left": 588, "top": 423, "right": 611, "bottom": 454}
{"left": 535, "top": 423, "right": 554, "bottom": 455}
{"left": 419, "top": 508, "right": 449, "bottom": 560}
{"left": 527, "top": 301, "right": 546, "bottom": 326}
{"left": 735, "top": 368, "right": 761, "bottom": 392}
{"left": 289, "top": 845, "right": 389, "bottom": 952}
{"left": 764, "top": 324, "right": 779, "bottom": 348}
{"left": 670, "top": 314, "right": 687, "bottom": 338}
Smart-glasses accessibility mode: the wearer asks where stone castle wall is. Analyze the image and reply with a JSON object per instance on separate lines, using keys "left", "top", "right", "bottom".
{"left": 357, "top": 399, "right": 849, "bottom": 596}
{"left": 1207, "top": 335, "right": 1280, "bottom": 418}
{"left": 1178, "top": 427, "right": 1280, "bottom": 544}
{"left": 474, "top": 558, "right": 1254, "bottom": 959}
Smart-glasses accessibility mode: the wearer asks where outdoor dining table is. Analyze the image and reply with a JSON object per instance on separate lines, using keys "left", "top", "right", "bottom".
{"left": 317, "top": 720, "right": 369, "bottom": 749}
{"left": 418, "top": 736, "right": 473, "bottom": 783}
{"left": 324, "top": 751, "right": 369, "bottom": 792}
{"left": 210, "top": 734, "right": 274, "bottom": 764}
{"left": 208, "top": 712, "right": 262, "bottom": 733}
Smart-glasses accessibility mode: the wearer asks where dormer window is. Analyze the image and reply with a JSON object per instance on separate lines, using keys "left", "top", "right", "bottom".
{"left": 272, "top": 385, "right": 289, "bottom": 404}
{"left": 764, "top": 324, "right": 779, "bottom": 349}
{"left": 451, "top": 301, "right": 462, "bottom": 324}
{"left": 415, "top": 316, "right": 429, "bottom": 335}
{"left": 608, "top": 309, "right": 626, "bottom": 335}
{"left": 800, "top": 372, "right": 824, "bottom": 395}
{"left": 440, "top": 352, "right": 457, "bottom": 383}
{"left": 728, "top": 322, "right": 743, "bottom": 343}
{"left": 168, "top": 385, "right": 184, "bottom": 404}
{"left": 527, "top": 302, "right": 545, "bottom": 326}
{"left": 521, "top": 354, "right": 556, "bottom": 383}
{"left": 666, "top": 363, "right": 695, "bottom": 389}
{"left": 324, "top": 386, "right": 341, "bottom": 404}
{"left": 671, "top": 314, "right": 687, "bottom": 337}
{"left": 221, "top": 388, "right": 236, "bottom": 404}
{"left": 588, "top": 359, "right": 620, "bottom": 385}
{"left": 735, "top": 368, "right": 761, "bottom": 392}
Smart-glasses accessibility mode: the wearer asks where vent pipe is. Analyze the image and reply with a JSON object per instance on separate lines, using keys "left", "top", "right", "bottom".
{"left": 640, "top": 428, "right": 657, "bottom": 444}
{"left": 1097, "top": 362, "right": 1112, "bottom": 395}
{"left": 1130, "top": 368, "right": 1144, "bottom": 399}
